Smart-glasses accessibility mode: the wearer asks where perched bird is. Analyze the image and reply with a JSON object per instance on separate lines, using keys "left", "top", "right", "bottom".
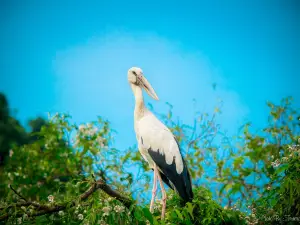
{"left": 127, "top": 67, "right": 193, "bottom": 219}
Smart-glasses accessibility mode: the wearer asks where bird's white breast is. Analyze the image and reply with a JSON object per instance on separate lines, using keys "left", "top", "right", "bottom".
{"left": 134, "top": 110, "right": 184, "bottom": 174}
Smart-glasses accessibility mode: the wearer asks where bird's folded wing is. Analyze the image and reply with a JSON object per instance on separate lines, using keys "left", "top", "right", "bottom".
{"left": 138, "top": 112, "right": 193, "bottom": 201}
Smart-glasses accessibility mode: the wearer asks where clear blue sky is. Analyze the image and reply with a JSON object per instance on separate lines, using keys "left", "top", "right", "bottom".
{"left": 0, "top": 0, "right": 299, "bottom": 152}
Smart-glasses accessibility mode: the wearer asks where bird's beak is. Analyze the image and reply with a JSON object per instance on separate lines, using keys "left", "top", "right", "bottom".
{"left": 139, "top": 75, "right": 159, "bottom": 100}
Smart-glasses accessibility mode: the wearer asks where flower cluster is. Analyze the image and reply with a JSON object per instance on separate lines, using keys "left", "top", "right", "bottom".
{"left": 78, "top": 214, "right": 84, "bottom": 220}
{"left": 271, "top": 159, "right": 280, "bottom": 168}
{"left": 270, "top": 144, "right": 300, "bottom": 168}
{"left": 102, "top": 206, "right": 112, "bottom": 216}
{"left": 73, "top": 123, "right": 107, "bottom": 150}
{"left": 244, "top": 206, "right": 258, "bottom": 225}
{"left": 78, "top": 123, "right": 98, "bottom": 137}
{"left": 114, "top": 205, "right": 125, "bottom": 213}
{"left": 287, "top": 144, "right": 300, "bottom": 153}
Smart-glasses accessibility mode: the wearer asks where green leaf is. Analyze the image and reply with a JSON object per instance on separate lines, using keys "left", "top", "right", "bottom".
{"left": 175, "top": 209, "right": 184, "bottom": 220}
{"left": 186, "top": 202, "right": 194, "bottom": 220}
{"left": 142, "top": 207, "right": 153, "bottom": 224}
{"left": 275, "top": 164, "right": 289, "bottom": 175}
{"left": 134, "top": 208, "right": 143, "bottom": 221}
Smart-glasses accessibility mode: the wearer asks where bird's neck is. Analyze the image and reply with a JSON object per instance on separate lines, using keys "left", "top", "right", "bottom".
{"left": 131, "top": 84, "right": 145, "bottom": 120}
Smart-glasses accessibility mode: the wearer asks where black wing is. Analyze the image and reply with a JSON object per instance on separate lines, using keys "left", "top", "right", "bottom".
{"left": 148, "top": 147, "right": 193, "bottom": 202}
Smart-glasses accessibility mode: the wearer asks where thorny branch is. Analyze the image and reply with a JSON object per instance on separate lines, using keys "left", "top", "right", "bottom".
{"left": 0, "top": 179, "right": 133, "bottom": 221}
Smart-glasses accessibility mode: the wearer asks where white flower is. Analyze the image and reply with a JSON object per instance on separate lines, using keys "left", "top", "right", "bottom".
{"left": 17, "top": 218, "right": 22, "bottom": 224}
{"left": 21, "top": 206, "right": 26, "bottom": 211}
{"left": 102, "top": 206, "right": 111, "bottom": 216}
{"left": 74, "top": 210, "right": 79, "bottom": 214}
{"left": 78, "top": 214, "right": 84, "bottom": 220}
{"left": 9, "top": 149, "right": 13, "bottom": 157}
{"left": 114, "top": 205, "right": 125, "bottom": 213}
{"left": 48, "top": 195, "right": 54, "bottom": 203}
{"left": 267, "top": 185, "right": 271, "bottom": 190}
{"left": 58, "top": 211, "right": 64, "bottom": 216}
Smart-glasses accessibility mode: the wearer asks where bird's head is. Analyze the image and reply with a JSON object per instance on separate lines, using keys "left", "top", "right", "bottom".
{"left": 128, "top": 67, "right": 159, "bottom": 100}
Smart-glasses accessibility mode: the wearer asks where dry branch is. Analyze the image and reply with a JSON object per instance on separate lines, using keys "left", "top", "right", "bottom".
{"left": 0, "top": 179, "right": 133, "bottom": 221}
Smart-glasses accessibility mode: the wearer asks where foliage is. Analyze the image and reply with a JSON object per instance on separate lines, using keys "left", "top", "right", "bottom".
{"left": 0, "top": 93, "right": 299, "bottom": 224}
{"left": 252, "top": 143, "right": 300, "bottom": 224}
{"left": 0, "top": 93, "right": 48, "bottom": 166}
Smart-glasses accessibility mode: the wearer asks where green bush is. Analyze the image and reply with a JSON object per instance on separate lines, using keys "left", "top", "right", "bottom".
{"left": 0, "top": 95, "right": 299, "bottom": 224}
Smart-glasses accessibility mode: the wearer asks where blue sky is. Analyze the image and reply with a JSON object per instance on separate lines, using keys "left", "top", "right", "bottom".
{"left": 0, "top": 0, "right": 299, "bottom": 152}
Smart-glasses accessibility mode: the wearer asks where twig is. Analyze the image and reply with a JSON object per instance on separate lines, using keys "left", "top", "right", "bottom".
{"left": 9, "top": 185, "right": 27, "bottom": 202}
{"left": 186, "top": 114, "right": 216, "bottom": 154}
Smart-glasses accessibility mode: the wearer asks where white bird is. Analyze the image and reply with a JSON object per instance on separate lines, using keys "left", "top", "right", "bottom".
{"left": 127, "top": 67, "right": 193, "bottom": 219}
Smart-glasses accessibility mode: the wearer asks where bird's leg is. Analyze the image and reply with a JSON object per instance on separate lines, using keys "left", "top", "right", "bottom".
{"left": 157, "top": 172, "right": 167, "bottom": 220}
{"left": 149, "top": 166, "right": 158, "bottom": 213}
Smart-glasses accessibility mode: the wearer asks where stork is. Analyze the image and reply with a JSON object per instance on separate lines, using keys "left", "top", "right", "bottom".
{"left": 127, "top": 67, "right": 193, "bottom": 219}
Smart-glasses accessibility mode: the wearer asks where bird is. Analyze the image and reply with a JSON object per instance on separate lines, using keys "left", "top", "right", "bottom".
{"left": 127, "top": 67, "right": 193, "bottom": 219}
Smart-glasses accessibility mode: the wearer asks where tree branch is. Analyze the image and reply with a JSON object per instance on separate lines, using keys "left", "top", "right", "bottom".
{"left": 0, "top": 179, "right": 133, "bottom": 221}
